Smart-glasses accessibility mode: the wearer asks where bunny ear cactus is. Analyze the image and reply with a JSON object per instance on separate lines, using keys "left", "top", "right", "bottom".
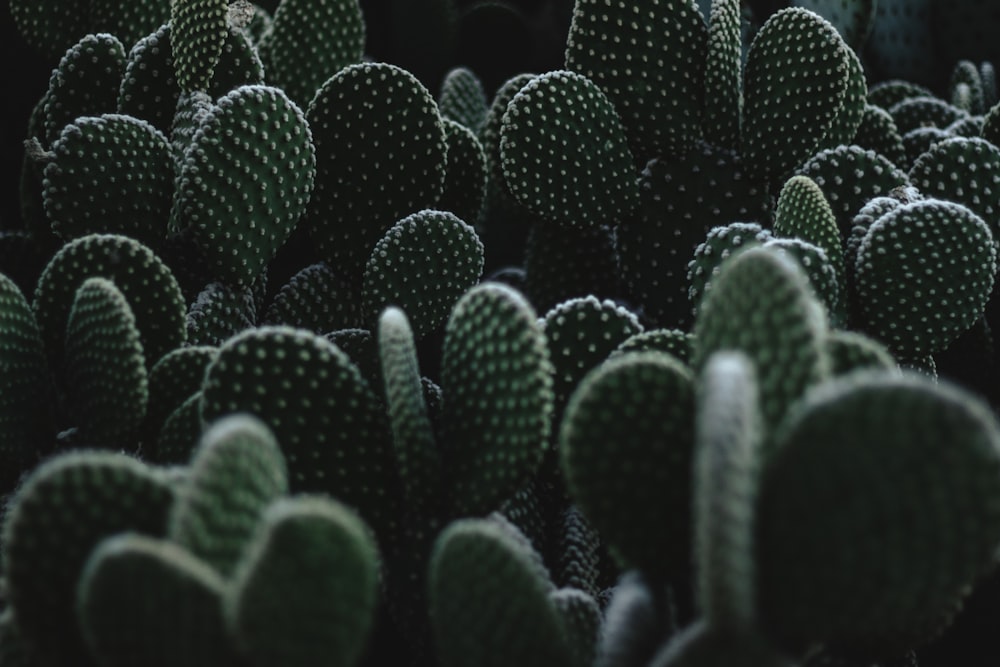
{"left": 225, "top": 496, "right": 380, "bottom": 667}
{"left": 170, "top": 0, "right": 229, "bottom": 93}
{"left": 560, "top": 351, "right": 695, "bottom": 582}
{"left": 362, "top": 209, "right": 484, "bottom": 338}
{"left": 324, "top": 328, "right": 381, "bottom": 396}
{"left": 1, "top": 451, "right": 174, "bottom": 665}
{"left": 741, "top": 8, "right": 852, "bottom": 185}
{"left": 774, "top": 175, "right": 845, "bottom": 291}
{"left": 440, "top": 283, "right": 554, "bottom": 517}
{"left": 0, "top": 273, "right": 54, "bottom": 491}
{"left": 39, "top": 33, "right": 126, "bottom": 148}
{"left": 761, "top": 238, "right": 841, "bottom": 324}
{"left": 32, "top": 233, "right": 187, "bottom": 373}
{"left": 304, "top": 62, "right": 448, "bottom": 279}
{"left": 702, "top": 0, "right": 742, "bottom": 151}
{"left": 200, "top": 326, "right": 400, "bottom": 537}
{"left": 692, "top": 246, "right": 830, "bottom": 437}
{"left": 256, "top": 0, "right": 365, "bottom": 109}
{"left": 564, "top": 0, "right": 709, "bottom": 162}
{"left": 817, "top": 46, "right": 868, "bottom": 154}
{"left": 596, "top": 572, "right": 676, "bottom": 667}
{"left": 154, "top": 391, "right": 205, "bottom": 464}
{"left": 168, "top": 414, "right": 289, "bottom": 577}
{"left": 43, "top": 114, "right": 174, "bottom": 248}
{"left": 76, "top": 534, "right": 231, "bottom": 667}
{"left": 143, "top": 345, "right": 218, "bottom": 442}
{"left": 854, "top": 199, "right": 996, "bottom": 358}
{"left": 853, "top": 104, "right": 908, "bottom": 167}
{"left": 687, "top": 222, "right": 773, "bottom": 319}
{"left": 171, "top": 84, "right": 316, "bottom": 287}
{"left": 889, "top": 96, "right": 968, "bottom": 135}
{"left": 612, "top": 329, "right": 695, "bottom": 365}
{"left": 867, "top": 80, "right": 936, "bottom": 111}
{"left": 499, "top": 70, "right": 640, "bottom": 227}
{"left": 429, "top": 518, "right": 576, "bottom": 667}
{"left": 439, "top": 66, "right": 489, "bottom": 134}
{"left": 439, "top": 119, "right": 488, "bottom": 226}
{"left": 791, "top": 0, "right": 876, "bottom": 51}
{"left": 827, "top": 330, "right": 897, "bottom": 376}
{"left": 756, "top": 372, "right": 1000, "bottom": 654}
{"left": 262, "top": 261, "right": 363, "bottom": 332}
{"left": 185, "top": 281, "right": 257, "bottom": 347}
{"left": 64, "top": 277, "right": 148, "bottom": 447}
{"left": 949, "top": 60, "right": 986, "bottom": 115}
{"left": 378, "top": 307, "right": 442, "bottom": 521}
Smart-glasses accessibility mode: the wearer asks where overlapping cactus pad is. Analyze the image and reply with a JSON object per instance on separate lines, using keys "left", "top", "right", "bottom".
{"left": 8, "top": 1, "right": 1000, "bottom": 666}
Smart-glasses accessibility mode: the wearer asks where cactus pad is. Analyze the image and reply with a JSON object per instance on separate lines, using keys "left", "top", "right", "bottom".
{"left": 171, "top": 0, "right": 230, "bottom": 92}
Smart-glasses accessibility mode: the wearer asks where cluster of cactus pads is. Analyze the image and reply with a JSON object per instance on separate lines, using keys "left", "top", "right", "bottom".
{"left": 6, "top": 0, "right": 1000, "bottom": 665}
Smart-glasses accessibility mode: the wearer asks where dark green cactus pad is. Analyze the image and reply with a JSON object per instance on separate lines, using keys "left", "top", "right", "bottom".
{"left": 186, "top": 281, "right": 257, "bottom": 347}
{"left": 154, "top": 391, "right": 204, "bottom": 464}
{"left": 304, "top": 62, "right": 448, "bottom": 277}
{"left": 169, "top": 90, "right": 213, "bottom": 175}
{"left": 171, "top": 0, "right": 229, "bottom": 92}
{"left": 741, "top": 7, "right": 851, "bottom": 184}
{"left": 362, "top": 210, "right": 484, "bottom": 339}
{"left": 702, "top": 0, "right": 741, "bottom": 151}
{"left": 693, "top": 352, "right": 760, "bottom": 632}
{"left": 173, "top": 84, "right": 315, "bottom": 287}
{"left": 256, "top": 0, "right": 365, "bottom": 109}
{"left": 64, "top": 277, "right": 148, "bottom": 446}
{"left": 439, "top": 119, "right": 488, "bottom": 226}
{"left": 791, "top": 0, "right": 876, "bottom": 50}
{"left": 795, "top": 145, "right": 910, "bottom": 236}
{"left": 554, "top": 507, "right": 602, "bottom": 597}
{"left": 33, "top": 233, "right": 187, "bottom": 372}
{"left": 323, "top": 328, "right": 381, "bottom": 394}
{"left": 817, "top": 46, "right": 867, "bottom": 153}
{"left": 595, "top": 572, "right": 672, "bottom": 667}
{"left": 908, "top": 136, "right": 1000, "bottom": 239}
{"left": 550, "top": 588, "right": 601, "bottom": 667}
{"left": 900, "top": 127, "right": 952, "bottom": 170}
{"left": 0, "top": 273, "right": 54, "bottom": 490}
{"left": 499, "top": 70, "right": 639, "bottom": 226}
{"left": 565, "top": 0, "right": 708, "bottom": 161}
{"left": 40, "top": 34, "right": 126, "bottom": 147}
{"left": 542, "top": 296, "right": 643, "bottom": 416}
{"left": 481, "top": 72, "right": 536, "bottom": 189}
{"left": 757, "top": 372, "right": 1000, "bottom": 650}
{"left": 89, "top": 0, "right": 171, "bottom": 51}
{"left": 200, "top": 326, "right": 399, "bottom": 535}
{"left": 262, "top": 262, "right": 362, "bottom": 332}
{"left": 43, "top": 114, "right": 174, "bottom": 247}
{"left": 950, "top": 60, "right": 986, "bottom": 114}
{"left": 854, "top": 200, "right": 996, "bottom": 357}
{"left": 143, "top": 345, "right": 218, "bottom": 441}
{"left": 889, "top": 96, "right": 969, "bottom": 135}
{"left": 119, "top": 23, "right": 266, "bottom": 134}
{"left": 378, "top": 308, "right": 441, "bottom": 519}
{"left": 429, "top": 518, "right": 574, "bottom": 667}
{"left": 985, "top": 101, "right": 1000, "bottom": 147}
{"left": 827, "top": 329, "right": 896, "bottom": 376}
{"left": 982, "top": 62, "right": 998, "bottom": 109}
{"left": 620, "top": 144, "right": 772, "bottom": 329}
{"left": 774, "top": 174, "right": 845, "bottom": 290}
{"left": 76, "top": 534, "right": 230, "bottom": 667}
{"left": 852, "top": 104, "right": 907, "bottom": 167}
{"left": 867, "top": 80, "right": 936, "bottom": 111}
{"left": 440, "top": 283, "right": 553, "bottom": 517}
{"left": 524, "top": 222, "right": 621, "bottom": 316}
{"left": 692, "top": 246, "right": 829, "bottom": 435}
{"left": 439, "top": 67, "right": 488, "bottom": 134}
{"left": 169, "top": 414, "right": 288, "bottom": 577}
{"left": 688, "top": 222, "right": 774, "bottom": 318}
{"left": 1, "top": 451, "right": 173, "bottom": 665}
{"left": 226, "top": 496, "right": 379, "bottom": 667}
{"left": 561, "top": 351, "right": 695, "bottom": 581}
{"left": 944, "top": 114, "right": 984, "bottom": 138}
{"left": 8, "top": 0, "right": 90, "bottom": 61}
{"left": 843, "top": 194, "right": 910, "bottom": 316}
{"left": 863, "top": 0, "right": 941, "bottom": 87}
{"left": 612, "top": 329, "right": 694, "bottom": 365}
{"left": 762, "top": 238, "right": 841, "bottom": 323}
{"left": 238, "top": 2, "right": 273, "bottom": 45}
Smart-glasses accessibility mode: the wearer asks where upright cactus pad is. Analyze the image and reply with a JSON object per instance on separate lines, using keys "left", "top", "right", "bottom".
{"left": 561, "top": 351, "right": 695, "bottom": 581}
{"left": 43, "top": 114, "right": 174, "bottom": 247}
{"left": 826, "top": 329, "right": 896, "bottom": 376}
{"left": 439, "top": 119, "right": 488, "bottom": 226}
{"left": 305, "top": 63, "right": 448, "bottom": 278}
{"left": 168, "top": 414, "right": 289, "bottom": 577}
{"left": 773, "top": 175, "right": 845, "bottom": 290}
{"left": 757, "top": 372, "right": 1000, "bottom": 650}
{"left": 565, "top": 0, "right": 709, "bottom": 161}
{"left": 172, "top": 84, "right": 316, "bottom": 287}
{"left": 741, "top": 8, "right": 851, "bottom": 184}
{"left": 438, "top": 66, "right": 489, "bottom": 134}
{"left": 429, "top": 518, "right": 574, "bottom": 667}
{"left": 171, "top": 0, "right": 230, "bottom": 92}
{"left": 362, "top": 209, "right": 484, "bottom": 338}
{"left": 440, "top": 283, "right": 554, "bottom": 516}
{"left": 64, "top": 277, "right": 148, "bottom": 446}
{"left": 226, "top": 496, "right": 380, "bottom": 667}
{"left": 692, "top": 247, "right": 829, "bottom": 435}
{"left": 688, "top": 222, "right": 774, "bottom": 318}
{"left": 257, "top": 0, "right": 365, "bottom": 109}
{"left": 500, "top": 71, "right": 640, "bottom": 226}
{"left": 702, "top": 0, "right": 742, "bottom": 151}
{"left": 262, "top": 262, "right": 362, "bottom": 332}
{"left": 9, "top": 0, "right": 90, "bottom": 60}
{"left": 2, "top": 451, "right": 173, "bottom": 665}
{"left": 852, "top": 104, "right": 907, "bottom": 167}
{"left": 76, "top": 534, "right": 230, "bottom": 667}
{"left": 185, "top": 281, "right": 257, "bottom": 347}
{"left": 143, "top": 345, "right": 218, "bottom": 441}
{"left": 854, "top": 200, "right": 996, "bottom": 357}
{"left": 33, "top": 233, "right": 186, "bottom": 372}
